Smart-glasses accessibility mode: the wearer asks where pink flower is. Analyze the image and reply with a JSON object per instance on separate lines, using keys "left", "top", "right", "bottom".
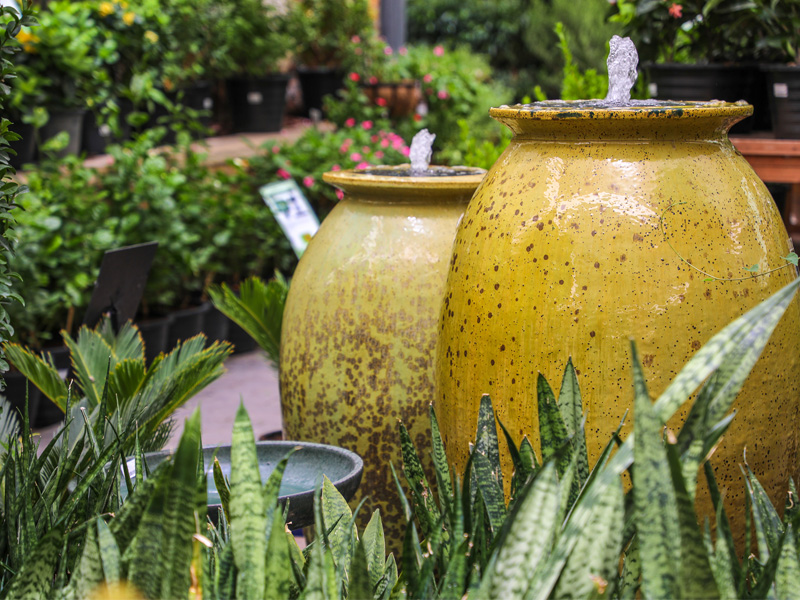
{"left": 401, "top": 146, "right": 410, "bottom": 156}
{"left": 356, "top": 161, "right": 370, "bottom": 169}
{"left": 369, "top": 76, "right": 378, "bottom": 85}
{"left": 349, "top": 72, "right": 360, "bottom": 82}
{"left": 437, "top": 89, "right": 449, "bottom": 100}
{"left": 371, "top": 135, "right": 379, "bottom": 143}
{"left": 375, "top": 150, "right": 384, "bottom": 159}
{"left": 383, "top": 45, "right": 393, "bottom": 55}
{"left": 668, "top": 2, "right": 682, "bottom": 17}
{"left": 376, "top": 97, "right": 387, "bottom": 107}
{"left": 271, "top": 145, "right": 280, "bottom": 154}
{"left": 433, "top": 45, "right": 444, "bottom": 57}
{"left": 361, "top": 120, "right": 373, "bottom": 130}
{"left": 351, "top": 35, "right": 361, "bottom": 43}
{"left": 345, "top": 117, "right": 356, "bottom": 127}
{"left": 277, "top": 168, "right": 290, "bottom": 180}
{"left": 332, "top": 164, "right": 341, "bottom": 171}
{"left": 350, "top": 152, "right": 362, "bottom": 161}
{"left": 336, "top": 189, "right": 344, "bottom": 200}
{"left": 380, "top": 138, "right": 390, "bottom": 148}
{"left": 303, "top": 176, "right": 315, "bottom": 188}
{"left": 423, "top": 73, "right": 432, "bottom": 83}
{"left": 399, "top": 46, "right": 408, "bottom": 56}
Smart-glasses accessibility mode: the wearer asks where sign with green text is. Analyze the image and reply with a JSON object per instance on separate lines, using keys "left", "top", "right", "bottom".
{"left": 259, "top": 180, "right": 320, "bottom": 257}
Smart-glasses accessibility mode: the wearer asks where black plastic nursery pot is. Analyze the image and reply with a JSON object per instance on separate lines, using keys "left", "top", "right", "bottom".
{"left": 763, "top": 65, "right": 800, "bottom": 139}
{"left": 226, "top": 75, "right": 290, "bottom": 133}
{"left": 40, "top": 107, "right": 86, "bottom": 158}
{"left": 181, "top": 80, "right": 215, "bottom": 131}
{"left": 645, "top": 63, "right": 770, "bottom": 132}
{"left": 167, "top": 301, "right": 211, "bottom": 349}
{"left": 296, "top": 67, "right": 344, "bottom": 117}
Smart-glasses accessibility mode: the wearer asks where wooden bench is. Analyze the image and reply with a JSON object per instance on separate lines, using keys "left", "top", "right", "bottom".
{"left": 730, "top": 136, "right": 800, "bottom": 246}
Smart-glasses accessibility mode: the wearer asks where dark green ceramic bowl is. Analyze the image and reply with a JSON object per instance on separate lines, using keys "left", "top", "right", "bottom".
{"left": 124, "top": 441, "right": 363, "bottom": 529}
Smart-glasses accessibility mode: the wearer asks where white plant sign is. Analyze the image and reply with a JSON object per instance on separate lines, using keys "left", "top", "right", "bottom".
{"left": 260, "top": 180, "right": 320, "bottom": 257}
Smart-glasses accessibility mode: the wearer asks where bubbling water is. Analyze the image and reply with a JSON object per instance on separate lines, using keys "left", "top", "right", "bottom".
{"left": 409, "top": 128, "right": 436, "bottom": 175}
{"left": 605, "top": 35, "right": 638, "bottom": 105}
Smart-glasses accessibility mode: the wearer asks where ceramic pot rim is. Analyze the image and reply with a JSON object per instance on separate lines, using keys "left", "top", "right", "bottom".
{"left": 323, "top": 164, "right": 486, "bottom": 195}
{"left": 490, "top": 100, "right": 753, "bottom": 122}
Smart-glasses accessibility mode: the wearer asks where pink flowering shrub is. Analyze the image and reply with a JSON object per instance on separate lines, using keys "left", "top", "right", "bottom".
{"left": 243, "top": 122, "right": 409, "bottom": 216}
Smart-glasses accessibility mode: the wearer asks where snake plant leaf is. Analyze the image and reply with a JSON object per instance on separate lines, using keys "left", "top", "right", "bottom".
{"left": 363, "top": 510, "right": 386, "bottom": 593}
{"left": 216, "top": 542, "right": 236, "bottom": 600}
{"left": 4, "top": 525, "right": 63, "bottom": 600}
{"left": 632, "top": 343, "right": 681, "bottom": 600}
{"left": 57, "top": 434, "right": 121, "bottom": 526}
{"left": 304, "top": 491, "right": 340, "bottom": 600}
{"left": 124, "top": 460, "right": 174, "bottom": 598}
{"left": 429, "top": 404, "right": 454, "bottom": 510}
{"left": 496, "top": 414, "right": 527, "bottom": 499}
{"left": 64, "top": 518, "right": 105, "bottom": 599}
{"left": 263, "top": 449, "right": 294, "bottom": 537}
{"left": 3, "top": 343, "right": 68, "bottom": 408}
{"left": 775, "top": 524, "right": 800, "bottom": 600}
{"left": 399, "top": 421, "right": 439, "bottom": 538}
{"left": 376, "top": 554, "right": 398, "bottom": 600}
{"left": 552, "top": 473, "right": 623, "bottom": 600}
{"left": 618, "top": 537, "right": 641, "bottom": 600}
{"left": 557, "top": 358, "right": 589, "bottom": 488}
{"left": 400, "top": 517, "right": 422, "bottom": 593}
{"left": 786, "top": 478, "right": 800, "bottom": 528}
{"left": 390, "top": 462, "right": 412, "bottom": 523}
{"left": 654, "top": 277, "right": 800, "bottom": 424}
{"left": 537, "top": 375, "right": 570, "bottom": 477}
{"left": 413, "top": 514, "right": 444, "bottom": 600}
{"left": 703, "top": 461, "right": 742, "bottom": 586}
{"left": 487, "top": 461, "right": 561, "bottom": 599}
{"left": 322, "top": 474, "right": 354, "bottom": 578}
{"left": 230, "top": 402, "right": 267, "bottom": 600}
{"left": 213, "top": 457, "right": 231, "bottom": 525}
{"left": 208, "top": 274, "right": 288, "bottom": 368}
{"left": 665, "top": 439, "right": 719, "bottom": 599}
{"left": 348, "top": 538, "right": 373, "bottom": 600}
{"left": 438, "top": 539, "right": 469, "bottom": 600}
{"left": 264, "top": 501, "right": 294, "bottom": 599}
{"left": 97, "top": 518, "right": 121, "bottom": 583}
{"left": 472, "top": 450, "right": 507, "bottom": 535}
{"left": 557, "top": 454, "right": 577, "bottom": 525}
{"left": 745, "top": 462, "right": 784, "bottom": 561}
{"left": 475, "top": 394, "right": 503, "bottom": 494}
{"left": 159, "top": 409, "right": 202, "bottom": 599}
{"left": 708, "top": 500, "right": 738, "bottom": 599}
{"left": 519, "top": 436, "right": 539, "bottom": 474}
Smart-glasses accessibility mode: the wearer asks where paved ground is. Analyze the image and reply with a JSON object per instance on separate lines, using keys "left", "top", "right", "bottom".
{"left": 167, "top": 349, "right": 283, "bottom": 448}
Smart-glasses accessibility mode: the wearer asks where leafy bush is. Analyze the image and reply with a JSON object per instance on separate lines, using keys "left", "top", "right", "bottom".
{"left": 408, "top": 0, "right": 619, "bottom": 99}
{"left": 326, "top": 44, "right": 512, "bottom": 163}
{"left": 243, "top": 121, "right": 409, "bottom": 217}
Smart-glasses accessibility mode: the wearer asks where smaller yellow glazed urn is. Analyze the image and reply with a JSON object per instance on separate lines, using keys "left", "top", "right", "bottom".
{"left": 433, "top": 101, "right": 800, "bottom": 543}
{"left": 280, "top": 164, "right": 485, "bottom": 550}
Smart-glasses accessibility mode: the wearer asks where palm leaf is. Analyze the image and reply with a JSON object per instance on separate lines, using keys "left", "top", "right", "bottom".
{"left": 208, "top": 274, "right": 288, "bottom": 367}
{"left": 3, "top": 343, "right": 68, "bottom": 408}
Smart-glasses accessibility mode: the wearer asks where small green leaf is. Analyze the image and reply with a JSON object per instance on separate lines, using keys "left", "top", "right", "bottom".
{"left": 783, "top": 252, "right": 799, "bottom": 266}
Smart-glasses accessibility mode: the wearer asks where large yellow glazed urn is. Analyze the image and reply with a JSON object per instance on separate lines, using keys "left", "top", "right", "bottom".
{"left": 434, "top": 101, "right": 800, "bottom": 531}
{"left": 280, "top": 165, "right": 485, "bottom": 547}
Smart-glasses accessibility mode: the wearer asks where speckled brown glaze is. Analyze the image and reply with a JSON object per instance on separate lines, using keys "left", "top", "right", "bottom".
{"left": 280, "top": 165, "right": 485, "bottom": 551}
{"left": 434, "top": 102, "right": 800, "bottom": 545}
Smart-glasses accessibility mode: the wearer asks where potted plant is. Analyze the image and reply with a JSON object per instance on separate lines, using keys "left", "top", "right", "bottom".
{"left": 16, "top": 1, "right": 113, "bottom": 156}
{"left": 352, "top": 35, "right": 422, "bottom": 118}
{"left": 757, "top": 1, "right": 800, "bottom": 138}
{"left": 210, "top": 0, "right": 292, "bottom": 132}
{"left": 609, "top": 0, "right": 775, "bottom": 131}
{"left": 287, "top": 0, "right": 375, "bottom": 116}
